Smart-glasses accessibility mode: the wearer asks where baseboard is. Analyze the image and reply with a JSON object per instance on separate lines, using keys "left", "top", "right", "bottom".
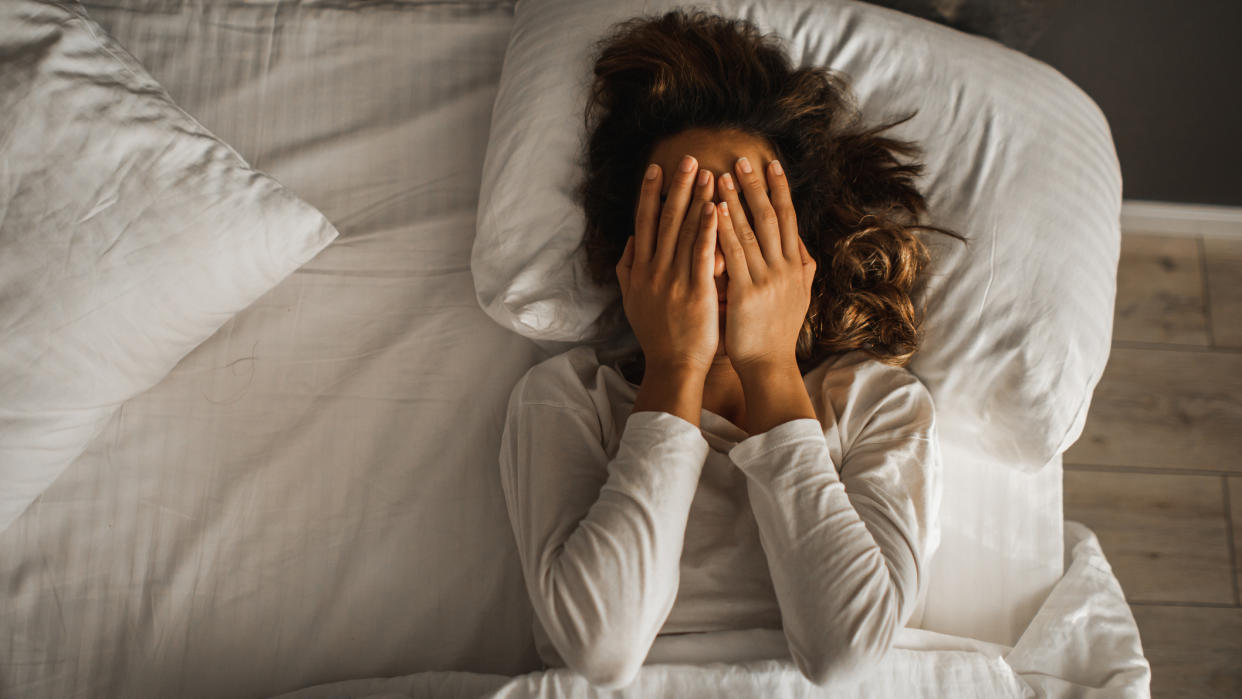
{"left": 1121, "top": 199, "right": 1242, "bottom": 239}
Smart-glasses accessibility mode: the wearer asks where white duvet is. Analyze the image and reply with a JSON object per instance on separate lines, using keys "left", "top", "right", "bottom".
{"left": 272, "top": 523, "right": 1151, "bottom": 698}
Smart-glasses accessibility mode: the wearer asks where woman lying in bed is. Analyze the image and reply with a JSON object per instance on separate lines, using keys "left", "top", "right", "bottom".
{"left": 497, "top": 8, "right": 966, "bottom": 691}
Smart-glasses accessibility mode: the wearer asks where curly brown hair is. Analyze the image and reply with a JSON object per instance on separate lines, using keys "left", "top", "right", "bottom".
{"left": 575, "top": 8, "right": 967, "bottom": 372}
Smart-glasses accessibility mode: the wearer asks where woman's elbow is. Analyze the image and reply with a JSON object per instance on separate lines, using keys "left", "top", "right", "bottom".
{"left": 797, "top": 644, "right": 890, "bottom": 688}
{"left": 795, "top": 606, "right": 902, "bottom": 687}
{"left": 804, "top": 573, "right": 916, "bottom": 686}
{"left": 562, "top": 636, "right": 646, "bottom": 690}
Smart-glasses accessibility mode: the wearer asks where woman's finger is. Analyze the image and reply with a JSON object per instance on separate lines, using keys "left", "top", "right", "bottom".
{"left": 673, "top": 169, "right": 714, "bottom": 278}
{"left": 673, "top": 196, "right": 708, "bottom": 278}
{"left": 766, "top": 159, "right": 800, "bottom": 262}
{"left": 633, "top": 163, "right": 662, "bottom": 267}
{"left": 733, "top": 156, "right": 782, "bottom": 263}
{"left": 715, "top": 200, "right": 753, "bottom": 286}
{"left": 717, "top": 171, "right": 766, "bottom": 281}
{"left": 797, "top": 234, "right": 817, "bottom": 291}
{"left": 690, "top": 201, "right": 717, "bottom": 286}
{"left": 654, "top": 155, "right": 699, "bottom": 274}
{"left": 616, "top": 234, "right": 634, "bottom": 296}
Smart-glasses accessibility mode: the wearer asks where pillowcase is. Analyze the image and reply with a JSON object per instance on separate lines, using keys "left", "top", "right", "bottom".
{"left": 472, "top": 0, "right": 1121, "bottom": 474}
{"left": 857, "top": 0, "right": 1067, "bottom": 53}
{"left": 0, "top": 0, "right": 339, "bottom": 532}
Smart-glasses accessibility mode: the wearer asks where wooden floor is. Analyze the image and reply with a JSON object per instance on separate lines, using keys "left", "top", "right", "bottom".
{"left": 1062, "top": 231, "right": 1242, "bottom": 699}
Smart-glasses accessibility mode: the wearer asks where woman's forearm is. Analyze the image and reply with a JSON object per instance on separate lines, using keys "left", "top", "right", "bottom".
{"left": 736, "top": 359, "right": 816, "bottom": 434}
{"left": 632, "top": 362, "right": 707, "bottom": 427}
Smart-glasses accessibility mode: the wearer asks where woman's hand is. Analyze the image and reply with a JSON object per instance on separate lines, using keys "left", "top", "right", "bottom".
{"left": 617, "top": 155, "right": 720, "bottom": 376}
{"left": 715, "top": 157, "right": 816, "bottom": 379}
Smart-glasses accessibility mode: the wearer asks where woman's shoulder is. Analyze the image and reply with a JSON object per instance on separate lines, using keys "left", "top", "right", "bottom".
{"left": 806, "top": 349, "right": 937, "bottom": 440}
{"left": 511, "top": 345, "right": 622, "bottom": 413}
{"left": 509, "top": 346, "right": 636, "bottom": 446}
{"left": 810, "top": 348, "right": 930, "bottom": 389}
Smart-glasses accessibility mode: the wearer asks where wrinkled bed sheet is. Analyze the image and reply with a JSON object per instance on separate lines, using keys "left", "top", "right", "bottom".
{"left": 2, "top": 2, "right": 547, "bottom": 698}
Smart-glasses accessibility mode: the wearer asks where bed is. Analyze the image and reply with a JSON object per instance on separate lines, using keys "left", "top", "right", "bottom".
{"left": 0, "top": 0, "right": 1151, "bottom": 697}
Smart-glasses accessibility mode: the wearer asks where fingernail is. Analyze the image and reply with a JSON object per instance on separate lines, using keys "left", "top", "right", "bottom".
{"left": 721, "top": 173, "right": 734, "bottom": 190}
{"left": 770, "top": 159, "right": 783, "bottom": 176}
{"left": 737, "top": 157, "right": 752, "bottom": 174}
{"left": 680, "top": 155, "right": 696, "bottom": 173}
{"left": 645, "top": 163, "right": 658, "bottom": 180}
{"left": 697, "top": 169, "right": 710, "bottom": 186}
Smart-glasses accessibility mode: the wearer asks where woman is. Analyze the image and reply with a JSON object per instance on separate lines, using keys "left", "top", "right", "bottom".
{"left": 498, "top": 8, "right": 967, "bottom": 691}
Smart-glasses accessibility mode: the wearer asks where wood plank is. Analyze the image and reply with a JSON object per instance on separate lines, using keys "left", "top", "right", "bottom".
{"left": 1064, "top": 347, "right": 1242, "bottom": 473}
{"left": 1204, "top": 236, "right": 1242, "bottom": 348}
{"left": 1230, "top": 477, "right": 1242, "bottom": 605}
{"left": 1063, "top": 470, "right": 1233, "bottom": 604}
{"left": 1129, "top": 605, "right": 1242, "bottom": 699}
{"left": 1114, "top": 233, "right": 1210, "bottom": 345}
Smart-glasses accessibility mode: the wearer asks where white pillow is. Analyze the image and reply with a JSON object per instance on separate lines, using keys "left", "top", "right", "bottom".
{"left": 0, "top": 0, "right": 339, "bottom": 532}
{"left": 473, "top": 0, "right": 1120, "bottom": 473}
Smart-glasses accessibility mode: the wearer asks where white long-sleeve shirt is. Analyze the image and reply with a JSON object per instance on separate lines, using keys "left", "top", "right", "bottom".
{"left": 497, "top": 345, "right": 942, "bottom": 690}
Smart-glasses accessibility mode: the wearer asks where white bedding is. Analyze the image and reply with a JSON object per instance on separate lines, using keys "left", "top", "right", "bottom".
{"left": 267, "top": 526, "right": 1152, "bottom": 699}
{"left": 2, "top": 2, "right": 546, "bottom": 697}
{"left": 0, "top": 1, "right": 1147, "bottom": 697}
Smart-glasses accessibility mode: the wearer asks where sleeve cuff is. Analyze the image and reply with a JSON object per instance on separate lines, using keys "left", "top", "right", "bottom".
{"left": 626, "top": 409, "right": 704, "bottom": 435}
{"left": 728, "top": 417, "right": 826, "bottom": 467}
{"left": 626, "top": 409, "right": 710, "bottom": 446}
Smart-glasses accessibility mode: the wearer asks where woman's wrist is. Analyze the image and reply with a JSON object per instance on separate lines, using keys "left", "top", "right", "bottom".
{"left": 735, "top": 358, "right": 815, "bottom": 435}
{"left": 732, "top": 352, "right": 799, "bottom": 386}
{"left": 632, "top": 362, "right": 707, "bottom": 427}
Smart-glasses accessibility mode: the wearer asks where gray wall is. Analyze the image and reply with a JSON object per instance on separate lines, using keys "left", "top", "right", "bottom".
{"left": 1027, "top": 0, "right": 1242, "bottom": 207}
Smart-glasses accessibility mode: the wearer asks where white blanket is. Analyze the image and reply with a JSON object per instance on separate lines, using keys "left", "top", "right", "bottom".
{"left": 269, "top": 521, "right": 1151, "bottom": 698}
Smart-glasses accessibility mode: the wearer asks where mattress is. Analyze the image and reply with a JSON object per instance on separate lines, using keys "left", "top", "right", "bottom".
{"left": 0, "top": 1, "right": 1098, "bottom": 697}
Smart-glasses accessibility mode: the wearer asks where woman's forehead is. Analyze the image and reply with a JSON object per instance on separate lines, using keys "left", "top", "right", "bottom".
{"left": 651, "top": 128, "right": 776, "bottom": 193}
